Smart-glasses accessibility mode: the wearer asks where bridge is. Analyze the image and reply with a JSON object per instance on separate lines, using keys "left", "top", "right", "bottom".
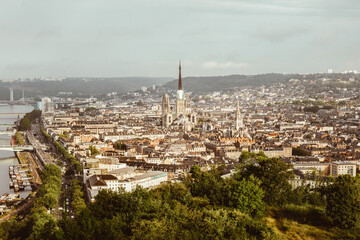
{"left": 0, "top": 131, "right": 13, "bottom": 136}
{"left": 0, "top": 113, "right": 25, "bottom": 115}
{"left": 0, "top": 124, "right": 15, "bottom": 127}
{"left": 0, "top": 145, "right": 33, "bottom": 152}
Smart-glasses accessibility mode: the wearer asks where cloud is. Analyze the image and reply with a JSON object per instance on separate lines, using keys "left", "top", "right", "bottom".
{"left": 254, "top": 25, "right": 310, "bottom": 43}
{"left": 201, "top": 61, "right": 250, "bottom": 69}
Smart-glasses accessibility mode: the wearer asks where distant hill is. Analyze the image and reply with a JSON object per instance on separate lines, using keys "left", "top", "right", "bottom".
{"left": 163, "top": 73, "right": 290, "bottom": 92}
{"left": 0, "top": 77, "right": 171, "bottom": 99}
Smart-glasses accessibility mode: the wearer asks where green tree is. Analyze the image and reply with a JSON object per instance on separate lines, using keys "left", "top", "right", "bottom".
{"left": 15, "top": 131, "right": 25, "bottom": 145}
{"left": 292, "top": 147, "right": 310, "bottom": 156}
{"left": 19, "top": 116, "right": 31, "bottom": 131}
{"left": 326, "top": 175, "right": 360, "bottom": 228}
{"left": 70, "top": 180, "right": 86, "bottom": 216}
{"left": 235, "top": 153, "right": 294, "bottom": 206}
{"left": 89, "top": 145, "right": 100, "bottom": 156}
{"left": 114, "top": 141, "right": 127, "bottom": 150}
{"left": 185, "top": 165, "right": 227, "bottom": 205}
{"left": 228, "top": 175, "right": 265, "bottom": 218}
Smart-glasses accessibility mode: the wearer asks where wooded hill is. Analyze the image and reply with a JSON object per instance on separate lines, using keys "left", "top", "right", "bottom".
{"left": 0, "top": 77, "right": 171, "bottom": 100}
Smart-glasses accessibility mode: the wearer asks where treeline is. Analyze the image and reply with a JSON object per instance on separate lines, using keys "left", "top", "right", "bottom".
{"left": 18, "top": 110, "right": 41, "bottom": 131}
{"left": 163, "top": 73, "right": 288, "bottom": 92}
{"left": 53, "top": 141, "right": 82, "bottom": 173}
{"left": 40, "top": 127, "right": 52, "bottom": 142}
{"left": 69, "top": 180, "right": 86, "bottom": 216}
{"left": 0, "top": 164, "right": 63, "bottom": 239}
{"left": 0, "top": 77, "right": 170, "bottom": 99}
{"left": 36, "top": 164, "right": 62, "bottom": 209}
{"left": 15, "top": 131, "right": 25, "bottom": 145}
{"left": 1, "top": 153, "right": 360, "bottom": 239}
{"left": 41, "top": 126, "right": 82, "bottom": 173}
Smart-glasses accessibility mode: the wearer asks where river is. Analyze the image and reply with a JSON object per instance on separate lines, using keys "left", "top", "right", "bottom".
{"left": 0, "top": 104, "right": 34, "bottom": 198}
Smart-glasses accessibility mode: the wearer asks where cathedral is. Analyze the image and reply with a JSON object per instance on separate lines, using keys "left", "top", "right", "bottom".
{"left": 232, "top": 101, "right": 250, "bottom": 138}
{"left": 162, "top": 62, "right": 196, "bottom": 131}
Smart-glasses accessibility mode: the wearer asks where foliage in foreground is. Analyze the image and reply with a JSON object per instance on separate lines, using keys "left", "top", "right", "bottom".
{"left": 1, "top": 153, "right": 360, "bottom": 239}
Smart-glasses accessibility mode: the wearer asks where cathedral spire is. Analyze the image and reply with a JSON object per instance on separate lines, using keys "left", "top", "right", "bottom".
{"left": 178, "top": 61, "right": 182, "bottom": 90}
{"left": 235, "top": 102, "right": 243, "bottom": 131}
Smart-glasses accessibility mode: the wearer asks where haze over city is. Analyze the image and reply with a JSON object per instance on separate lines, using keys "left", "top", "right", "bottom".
{"left": 1, "top": 0, "right": 360, "bottom": 78}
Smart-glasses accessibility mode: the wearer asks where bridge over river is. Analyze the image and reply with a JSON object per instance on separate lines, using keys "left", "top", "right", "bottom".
{"left": 0, "top": 113, "right": 25, "bottom": 115}
{"left": 0, "top": 131, "right": 13, "bottom": 136}
{"left": 0, "top": 145, "right": 33, "bottom": 152}
{"left": 0, "top": 124, "right": 16, "bottom": 128}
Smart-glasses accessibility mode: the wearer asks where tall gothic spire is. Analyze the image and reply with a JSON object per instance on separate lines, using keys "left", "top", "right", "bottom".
{"left": 178, "top": 61, "right": 182, "bottom": 90}
{"left": 235, "top": 102, "right": 243, "bottom": 131}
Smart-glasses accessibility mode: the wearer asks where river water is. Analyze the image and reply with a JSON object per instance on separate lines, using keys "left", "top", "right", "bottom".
{"left": 0, "top": 104, "right": 34, "bottom": 197}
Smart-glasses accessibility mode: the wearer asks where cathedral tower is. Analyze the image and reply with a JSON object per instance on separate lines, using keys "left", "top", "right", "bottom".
{"left": 235, "top": 102, "right": 243, "bottom": 131}
{"left": 162, "top": 93, "right": 170, "bottom": 115}
{"left": 185, "top": 94, "right": 191, "bottom": 114}
{"left": 162, "top": 93, "right": 172, "bottom": 128}
{"left": 176, "top": 62, "right": 185, "bottom": 116}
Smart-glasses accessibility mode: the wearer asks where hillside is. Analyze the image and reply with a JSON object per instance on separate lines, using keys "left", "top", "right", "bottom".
{"left": 0, "top": 77, "right": 171, "bottom": 100}
{"left": 163, "top": 73, "right": 289, "bottom": 92}
{"left": 162, "top": 72, "right": 360, "bottom": 92}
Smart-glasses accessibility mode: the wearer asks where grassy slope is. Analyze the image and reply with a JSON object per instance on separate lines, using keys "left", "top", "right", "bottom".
{"left": 265, "top": 208, "right": 359, "bottom": 240}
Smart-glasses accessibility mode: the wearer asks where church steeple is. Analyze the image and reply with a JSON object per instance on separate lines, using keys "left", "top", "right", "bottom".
{"left": 178, "top": 61, "right": 182, "bottom": 90}
{"left": 176, "top": 61, "right": 185, "bottom": 116}
{"left": 235, "top": 102, "right": 243, "bottom": 131}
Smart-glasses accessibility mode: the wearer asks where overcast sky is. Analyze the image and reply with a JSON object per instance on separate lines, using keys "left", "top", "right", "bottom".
{"left": 0, "top": 0, "right": 360, "bottom": 78}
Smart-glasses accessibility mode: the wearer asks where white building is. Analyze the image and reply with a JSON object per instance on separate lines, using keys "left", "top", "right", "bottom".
{"left": 118, "top": 171, "right": 168, "bottom": 192}
{"left": 42, "top": 97, "right": 55, "bottom": 113}
{"left": 87, "top": 171, "right": 168, "bottom": 201}
{"left": 330, "top": 162, "right": 357, "bottom": 177}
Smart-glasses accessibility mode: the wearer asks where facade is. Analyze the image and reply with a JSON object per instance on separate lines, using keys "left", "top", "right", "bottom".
{"left": 87, "top": 171, "right": 168, "bottom": 200}
{"left": 330, "top": 161, "right": 357, "bottom": 177}
{"left": 42, "top": 97, "right": 55, "bottom": 113}
{"left": 118, "top": 171, "right": 168, "bottom": 192}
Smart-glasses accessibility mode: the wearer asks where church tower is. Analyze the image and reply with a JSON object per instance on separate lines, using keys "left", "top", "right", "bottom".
{"left": 162, "top": 93, "right": 170, "bottom": 115}
{"left": 185, "top": 94, "right": 191, "bottom": 114}
{"left": 162, "top": 93, "right": 172, "bottom": 128}
{"left": 176, "top": 62, "right": 185, "bottom": 117}
{"left": 235, "top": 102, "right": 243, "bottom": 131}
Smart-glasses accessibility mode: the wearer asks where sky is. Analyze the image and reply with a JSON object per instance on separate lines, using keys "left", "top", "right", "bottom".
{"left": 0, "top": 0, "right": 360, "bottom": 78}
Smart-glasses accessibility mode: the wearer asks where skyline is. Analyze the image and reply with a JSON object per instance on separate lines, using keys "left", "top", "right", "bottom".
{"left": 1, "top": 0, "right": 360, "bottom": 78}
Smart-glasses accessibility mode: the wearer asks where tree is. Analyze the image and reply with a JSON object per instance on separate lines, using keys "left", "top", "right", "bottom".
{"left": 325, "top": 175, "right": 360, "bottom": 228}
{"left": 235, "top": 153, "right": 294, "bottom": 206}
{"left": 228, "top": 175, "right": 265, "bottom": 218}
{"left": 42, "top": 164, "right": 62, "bottom": 179}
{"left": 185, "top": 165, "right": 227, "bottom": 206}
{"left": 15, "top": 131, "right": 25, "bottom": 145}
{"left": 19, "top": 116, "right": 31, "bottom": 131}
{"left": 70, "top": 180, "right": 86, "bottom": 216}
{"left": 89, "top": 145, "right": 100, "bottom": 157}
{"left": 292, "top": 147, "right": 310, "bottom": 156}
{"left": 114, "top": 141, "right": 126, "bottom": 150}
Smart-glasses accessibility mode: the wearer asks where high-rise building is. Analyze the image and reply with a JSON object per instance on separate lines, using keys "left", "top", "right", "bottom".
{"left": 42, "top": 97, "right": 55, "bottom": 113}
{"left": 176, "top": 62, "right": 185, "bottom": 117}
